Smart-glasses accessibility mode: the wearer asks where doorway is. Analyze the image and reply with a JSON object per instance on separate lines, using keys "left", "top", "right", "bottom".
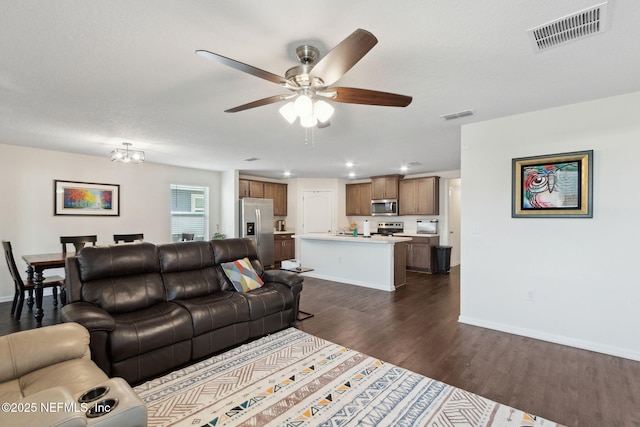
{"left": 448, "top": 178, "right": 461, "bottom": 266}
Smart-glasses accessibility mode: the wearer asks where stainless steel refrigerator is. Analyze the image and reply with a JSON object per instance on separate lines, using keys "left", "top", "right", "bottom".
{"left": 239, "top": 198, "right": 274, "bottom": 266}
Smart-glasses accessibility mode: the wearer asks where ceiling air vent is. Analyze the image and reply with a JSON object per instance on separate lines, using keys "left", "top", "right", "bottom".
{"left": 527, "top": 2, "right": 608, "bottom": 52}
{"left": 441, "top": 109, "right": 474, "bottom": 121}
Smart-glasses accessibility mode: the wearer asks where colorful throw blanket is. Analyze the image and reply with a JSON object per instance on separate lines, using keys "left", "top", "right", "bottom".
{"left": 135, "top": 328, "right": 564, "bottom": 426}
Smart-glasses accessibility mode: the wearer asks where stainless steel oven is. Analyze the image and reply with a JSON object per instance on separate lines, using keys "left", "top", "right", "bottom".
{"left": 376, "top": 221, "right": 404, "bottom": 235}
{"left": 371, "top": 199, "right": 398, "bottom": 216}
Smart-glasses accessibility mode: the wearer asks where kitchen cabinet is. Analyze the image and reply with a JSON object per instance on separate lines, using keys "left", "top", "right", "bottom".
{"left": 264, "top": 182, "right": 288, "bottom": 216}
{"left": 345, "top": 183, "right": 372, "bottom": 216}
{"left": 406, "top": 236, "right": 439, "bottom": 273}
{"left": 399, "top": 176, "right": 440, "bottom": 215}
{"left": 371, "top": 175, "right": 401, "bottom": 200}
{"left": 239, "top": 179, "right": 264, "bottom": 198}
{"left": 240, "top": 179, "right": 288, "bottom": 216}
{"left": 274, "top": 233, "right": 295, "bottom": 263}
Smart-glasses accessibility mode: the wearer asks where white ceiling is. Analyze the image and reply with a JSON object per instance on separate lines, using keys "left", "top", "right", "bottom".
{"left": 2, "top": 1, "right": 639, "bottom": 180}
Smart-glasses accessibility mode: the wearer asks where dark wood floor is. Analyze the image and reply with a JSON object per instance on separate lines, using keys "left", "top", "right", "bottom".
{"left": 3, "top": 267, "right": 639, "bottom": 426}
{"left": 296, "top": 267, "right": 640, "bottom": 427}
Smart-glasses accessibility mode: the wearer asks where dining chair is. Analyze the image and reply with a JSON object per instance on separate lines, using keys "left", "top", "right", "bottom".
{"left": 113, "top": 233, "right": 144, "bottom": 244}
{"left": 2, "top": 241, "right": 64, "bottom": 321}
{"left": 59, "top": 235, "right": 97, "bottom": 306}
{"left": 60, "top": 235, "right": 98, "bottom": 254}
{"left": 181, "top": 233, "right": 195, "bottom": 241}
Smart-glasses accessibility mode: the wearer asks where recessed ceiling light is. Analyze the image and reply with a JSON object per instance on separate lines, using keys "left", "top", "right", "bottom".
{"left": 283, "top": 171, "right": 291, "bottom": 177}
{"left": 346, "top": 162, "right": 354, "bottom": 168}
{"left": 348, "top": 171, "right": 356, "bottom": 178}
{"left": 400, "top": 166, "right": 409, "bottom": 172}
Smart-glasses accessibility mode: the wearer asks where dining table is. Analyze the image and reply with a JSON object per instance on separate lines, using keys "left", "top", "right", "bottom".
{"left": 22, "top": 252, "right": 72, "bottom": 326}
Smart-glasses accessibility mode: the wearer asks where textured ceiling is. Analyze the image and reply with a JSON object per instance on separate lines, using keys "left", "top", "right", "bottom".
{"left": 1, "top": 1, "right": 639, "bottom": 179}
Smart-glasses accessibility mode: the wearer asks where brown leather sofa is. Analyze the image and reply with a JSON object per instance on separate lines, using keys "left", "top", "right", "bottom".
{"left": 0, "top": 323, "right": 147, "bottom": 427}
{"left": 61, "top": 238, "right": 303, "bottom": 384}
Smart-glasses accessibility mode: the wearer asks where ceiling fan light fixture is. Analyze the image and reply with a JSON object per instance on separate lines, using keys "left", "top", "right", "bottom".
{"left": 279, "top": 102, "right": 297, "bottom": 124}
{"left": 294, "top": 94, "right": 313, "bottom": 117}
{"left": 300, "top": 114, "right": 318, "bottom": 128}
{"left": 314, "top": 100, "right": 334, "bottom": 123}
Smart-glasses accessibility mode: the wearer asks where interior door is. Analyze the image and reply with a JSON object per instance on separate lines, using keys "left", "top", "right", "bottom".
{"left": 302, "top": 190, "right": 333, "bottom": 234}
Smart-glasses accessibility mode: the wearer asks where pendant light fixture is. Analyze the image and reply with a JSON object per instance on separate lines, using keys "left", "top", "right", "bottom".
{"left": 111, "top": 142, "right": 145, "bottom": 163}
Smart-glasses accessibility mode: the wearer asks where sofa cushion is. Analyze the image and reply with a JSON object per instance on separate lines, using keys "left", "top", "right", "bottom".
{"left": 77, "top": 243, "right": 165, "bottom": 313}
{"left": 241, "top": 283, "right": 293, "bottom": 320}
{"left": 158, "top": 241, "right": 222, "bottom": 300}
{"left": 77, "top": 242, "right": 160, "bottom": 281}
{"left": 0, "top": 379, "right": 22, "bottom": 404}
{"left": 20, "top": 358, "right": 108, "bottom": 398}
{"left": 221, "top": 257, "right": 264, "bottom": 292}
{"left": 81, "top": 274, "right": 166, "bottom": 313}
{"left": 0, "top": 322, "right": 91, "bottom": 384}
{"left": 109, "top": 302, "right": 193, "bottom": 362}
{"left": 211, "top": 238, "right": 264, "bottom": 276}
{"left": 173, "top": 292, "right": 250, "bottom": 336}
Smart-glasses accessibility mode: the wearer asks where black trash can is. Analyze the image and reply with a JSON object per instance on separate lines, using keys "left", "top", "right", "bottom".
{"left": 435, "top": 245, "right": 452, "bottom": 274}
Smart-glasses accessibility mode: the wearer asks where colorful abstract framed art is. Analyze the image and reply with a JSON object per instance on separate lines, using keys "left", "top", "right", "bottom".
{"left": 54, "top": 180, "right": 120, "bottom": 216}
{"left": 512, "top": 150, "right": 593, "bottom": 218}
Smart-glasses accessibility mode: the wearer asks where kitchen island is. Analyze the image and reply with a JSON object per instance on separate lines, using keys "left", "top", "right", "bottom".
{"left": 294, "top": 234, "right": 412, "bottom": 292}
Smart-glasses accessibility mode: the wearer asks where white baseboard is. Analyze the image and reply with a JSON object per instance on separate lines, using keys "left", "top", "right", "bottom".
{"left": 301, "top": 272, "right": 395, "bottom": 292}
{"left": 0, "top": 288, "right": 56, "bottom": 303}
{"left": 458, "top": 315, "right": 640, "bottom": 362}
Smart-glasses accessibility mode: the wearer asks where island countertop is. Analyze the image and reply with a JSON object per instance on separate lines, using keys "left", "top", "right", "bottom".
{"left": 294, "top": 234, "right": 412, "bottom": 244}
{"left": 294, "top": 233, "right": 410, "bottom": 291}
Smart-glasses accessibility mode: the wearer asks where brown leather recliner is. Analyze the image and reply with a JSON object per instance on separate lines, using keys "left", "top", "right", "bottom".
{"left": 210, "top": 238, "right": 302, "bottom": 336}
{"left": 62, "top": 238, "right": 303, "bottom": 384}
{"left": 61, "top": 242, "right": 193, "bottom": 384}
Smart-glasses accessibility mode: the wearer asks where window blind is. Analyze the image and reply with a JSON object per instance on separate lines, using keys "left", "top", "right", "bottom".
{"left": 170, "top": 184, "right": 209, "bottom": 241}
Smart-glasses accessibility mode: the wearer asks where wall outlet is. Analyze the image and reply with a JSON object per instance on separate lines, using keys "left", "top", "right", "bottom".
{"left": 526, "top": 290, "right": 535, "bottom": 302}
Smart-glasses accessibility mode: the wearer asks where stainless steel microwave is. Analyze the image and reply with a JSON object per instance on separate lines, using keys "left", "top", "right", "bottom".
{"left": 371, "top": 199, "right": 398, "bottom": 216}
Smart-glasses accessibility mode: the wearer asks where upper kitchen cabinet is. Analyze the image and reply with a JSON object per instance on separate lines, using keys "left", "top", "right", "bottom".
{"left": 240, "top": 179, "right": 288, "bottom": 216}
{"left": 371, "top": 175, "right": 401, "bottom": 200}
{"left": 399, "top": 176, "right": 440, "bottom": 215}
{"left": 239, "top": 179, "right": 264, "bottom": 198}
{"left": 346, "top": 183, "right": 372, "bottom": 216}
{"left": 264, "top": 182, "right": 288, "bottom": 216}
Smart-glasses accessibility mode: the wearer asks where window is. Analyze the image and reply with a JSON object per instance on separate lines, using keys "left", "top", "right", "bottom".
{"left": 170, "top": 185, "right": 209, "bottom": 242}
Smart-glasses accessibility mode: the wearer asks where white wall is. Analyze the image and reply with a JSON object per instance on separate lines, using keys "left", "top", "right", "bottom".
{"left": 220, "top": 170, "right": 239, "bottom": 238}
{"left": 460, "top": 91, "right": 640, "bottom": 361}
{"left": 0, "top": 144, "right": 222, "bottom": 300}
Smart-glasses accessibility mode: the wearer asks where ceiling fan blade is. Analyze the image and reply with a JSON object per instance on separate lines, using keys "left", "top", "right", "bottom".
{"left": 310, "top": 29, "right": 378, "bottom": 87}
{"left": 327, "top": 87, "right": 412, "bottom": 107}
{"left": 224, "top": 95, "right": 288, "bottom": 113}
{"left": 196, "top": 50, "right": 288, "bottom": 86}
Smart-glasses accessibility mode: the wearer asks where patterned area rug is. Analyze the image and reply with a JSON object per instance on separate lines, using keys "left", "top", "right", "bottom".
{"left": 135, "top": 328, "right": 564, "bottom": 427}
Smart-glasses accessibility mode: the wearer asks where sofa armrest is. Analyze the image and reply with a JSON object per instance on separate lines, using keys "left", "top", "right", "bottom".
{"left": 0, "top": 386, "right": 87, "bottom": 427}
{"left": 61, "top": 302, "right": 116, "bottom": 332}
{"left": 0, "top": 323, "right": 92, "bottom": 384}
{"left": 262, "top": 270, "right": 303, "bottom": 291}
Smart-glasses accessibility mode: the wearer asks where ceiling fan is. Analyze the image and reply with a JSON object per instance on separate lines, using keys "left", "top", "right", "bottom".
{"left": 195, "top": 29, "right": 412, "bottom": 128}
